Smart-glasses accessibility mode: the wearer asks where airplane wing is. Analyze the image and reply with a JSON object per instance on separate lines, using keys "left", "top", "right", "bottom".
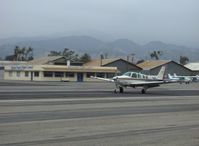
{"left": 90, "top": 76, "right": 114, "bottom": 82}
{"left": 128, "top": 80, "right": 176, "bottom": 87}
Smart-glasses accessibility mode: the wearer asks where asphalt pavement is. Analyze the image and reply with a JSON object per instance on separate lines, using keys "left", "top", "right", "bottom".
{"left": 0, "top": 81, "right": 199, "bottom": 146}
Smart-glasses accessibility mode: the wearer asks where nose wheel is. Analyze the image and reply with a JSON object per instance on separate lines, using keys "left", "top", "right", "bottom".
{"left": 119, "top": 87, "right": 124, "bottom": 93}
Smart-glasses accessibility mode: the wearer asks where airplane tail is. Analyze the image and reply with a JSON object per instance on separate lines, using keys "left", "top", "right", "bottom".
{"left": 168, "top": 74, "right": 172, "bottom": 79}
{"left": 173, "top": 73, "right": 177, "bottom": 77}
{"left": 157, "top": 66, "right": 166, "bottom": 80}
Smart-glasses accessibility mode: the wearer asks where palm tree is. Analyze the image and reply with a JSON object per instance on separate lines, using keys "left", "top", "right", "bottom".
{"left": 14, "top": 46, "right": 20, "bottom": 61}
{"left": 150, "top": 51, "right": 163, "bottom": 60}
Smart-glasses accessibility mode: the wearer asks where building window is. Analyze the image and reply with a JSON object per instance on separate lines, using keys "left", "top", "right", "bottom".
{"left": 86, "top": 72, "right": 95, "bottom": 78}
{"left": 34, "top": 72, "right": 39, "bottom": 77}
{"left": 107, "top": 73, "right": 115, "bottom": 78}
{"left": 9, "top": 71, "right": 13, "bottom": 77}
{"left": 55, "top": 72, "right": 64, "bottom": 77}
{"left": 96, "top": 72, "right": 105, "bottom": 78}
{"left": 43, "top": 71, "right": 53, "bottom": 77}
{"left": 25, "top": 71, "right": 29, "bottom": 77}
{"left": 16, "top": 71, "right": 20, "bottom": 77}
{"left": 65, "top": 72, "right": 74, "bottom": 78}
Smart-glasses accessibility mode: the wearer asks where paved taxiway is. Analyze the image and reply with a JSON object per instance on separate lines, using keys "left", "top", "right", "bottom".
{"left": 0, "top": 81, "right": 199, "bottom": 146}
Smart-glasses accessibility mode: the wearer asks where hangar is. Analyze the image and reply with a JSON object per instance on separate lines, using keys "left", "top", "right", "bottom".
{"left": 137, "top": 60, "right": 193, "bottom": 76}
{"left": 84, "top": 58, "right": 142, "bottom": 74}
{"left": 185, "top": 63, "right": 199, "bottom": 75}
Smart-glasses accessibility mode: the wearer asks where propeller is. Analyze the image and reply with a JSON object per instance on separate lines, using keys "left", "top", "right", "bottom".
{"left": 113, "top": 76, "right": 118, "bottom": 82}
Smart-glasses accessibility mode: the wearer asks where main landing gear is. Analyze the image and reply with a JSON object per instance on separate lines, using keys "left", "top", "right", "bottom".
{"left": 114, "top": 86, "right": 124, "bottom": 93}
{"left": 141, "top": 86, "right": 148, "bottom": 94}
{"left": 141, "top": 88, "right": 146, "bottom": 94}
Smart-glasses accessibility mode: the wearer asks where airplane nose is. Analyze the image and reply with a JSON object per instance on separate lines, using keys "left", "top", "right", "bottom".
{"left": 113, "top": 76, "right": 118, "bottom": 81}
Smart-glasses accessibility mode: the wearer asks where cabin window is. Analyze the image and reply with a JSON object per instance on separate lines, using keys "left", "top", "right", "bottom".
{"left": 131, "top": 73, "right": 137, "bottom": 78}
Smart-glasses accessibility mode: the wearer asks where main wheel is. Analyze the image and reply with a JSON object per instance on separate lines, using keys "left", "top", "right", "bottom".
{"left": 141, "top": 89, "right": 146, "bottom": 94}
{"left": 119, "top": 87, "right": 124, "bottom": 93}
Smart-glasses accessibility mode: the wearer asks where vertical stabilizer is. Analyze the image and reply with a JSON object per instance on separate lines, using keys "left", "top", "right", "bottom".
{"left": 157, "top": 66, "right": 166, "bottom": 80}
{"left": 168, "top": 74, "right": 172, "bottom": 79}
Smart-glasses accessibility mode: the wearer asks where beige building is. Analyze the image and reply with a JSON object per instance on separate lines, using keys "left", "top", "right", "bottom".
{"left": 0, "top": 61, "right": 27, "bottom": 80}
{"left": 3, "top": 56, "right": 117, "bottom": 82}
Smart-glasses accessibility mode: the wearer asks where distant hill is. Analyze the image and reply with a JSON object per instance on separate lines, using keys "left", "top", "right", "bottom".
{"left": 0, "top": 36, "right": 198, "bottom": 62}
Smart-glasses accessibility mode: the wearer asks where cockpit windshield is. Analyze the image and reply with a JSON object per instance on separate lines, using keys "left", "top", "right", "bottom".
{"left": 123, "top": 72, "right": 148, "bottom": 79}
{"left": 123, "top": 72, "right": 131, "bottom": 77}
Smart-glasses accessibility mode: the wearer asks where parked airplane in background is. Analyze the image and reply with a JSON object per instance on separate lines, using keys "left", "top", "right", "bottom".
{"left": 91, "top": 66, "right": 176, "bottom": 94}
{"left": 168, "top": 73, "right": 191, "bottom": 84}
{"left": 192, "top": 75, "right": 199, "bottom": 82}
{"left": 168, "top": 73, "right": 199, "bottom": 84}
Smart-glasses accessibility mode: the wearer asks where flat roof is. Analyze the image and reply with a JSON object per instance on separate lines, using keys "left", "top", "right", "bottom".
{"left": 4, "top": 64, "right": 118, "bottom": 73}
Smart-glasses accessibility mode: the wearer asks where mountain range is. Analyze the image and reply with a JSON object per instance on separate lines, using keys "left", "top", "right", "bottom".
{"left": 0, "top": 35, "right": 198, "bottom": 62}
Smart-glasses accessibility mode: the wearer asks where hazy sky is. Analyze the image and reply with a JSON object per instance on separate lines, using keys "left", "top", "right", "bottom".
{"left": 1, "top": 0, "right": 199, "bottom": 47}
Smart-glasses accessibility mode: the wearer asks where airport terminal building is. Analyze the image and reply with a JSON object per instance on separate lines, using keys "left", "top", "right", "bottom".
{"left": 3, "top": 56, "right": 118, "bottom": 82}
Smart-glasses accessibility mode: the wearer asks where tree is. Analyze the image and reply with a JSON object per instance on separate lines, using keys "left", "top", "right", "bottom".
{"left": 150, "top": 51, "right": 163, "bottom": 60}
{"left": 27, "top": 47, "right": 34, "bottom": 60}
{"left": 48, "top": 48, "right": 92, "bottom": 63}
{"left": 5, "top": 46, "right": 34, "bottom": 61}
{"left": 180, "top": 56, "right": 189, "bottom": 65}
{"left": 48, "top": 51, "right": 62, "bottom": 56}
{"left": 62, "top": 48, "right": 78, "bottom": 61}
{"left": 79, "top": 53, "right": 91, "bottom": 63}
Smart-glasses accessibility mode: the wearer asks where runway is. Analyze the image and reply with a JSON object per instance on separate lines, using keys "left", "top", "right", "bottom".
{"left": 0, "top": 81, "right": 199, "bottom": 146}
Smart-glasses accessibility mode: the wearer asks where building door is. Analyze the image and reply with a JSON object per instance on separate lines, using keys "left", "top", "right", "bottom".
{"left": 77, "top": 73, "right": 83, "bottom": 82}
{"left": 0, "top": 69, "right": 3, "bottom": 80}
{"left": 31, "top": 72, "right": 33, "bottom": 81}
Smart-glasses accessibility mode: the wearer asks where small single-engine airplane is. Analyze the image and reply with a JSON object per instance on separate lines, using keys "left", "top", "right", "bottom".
{"left": 91, "top": 66, "right": 175, "bottom": 94}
